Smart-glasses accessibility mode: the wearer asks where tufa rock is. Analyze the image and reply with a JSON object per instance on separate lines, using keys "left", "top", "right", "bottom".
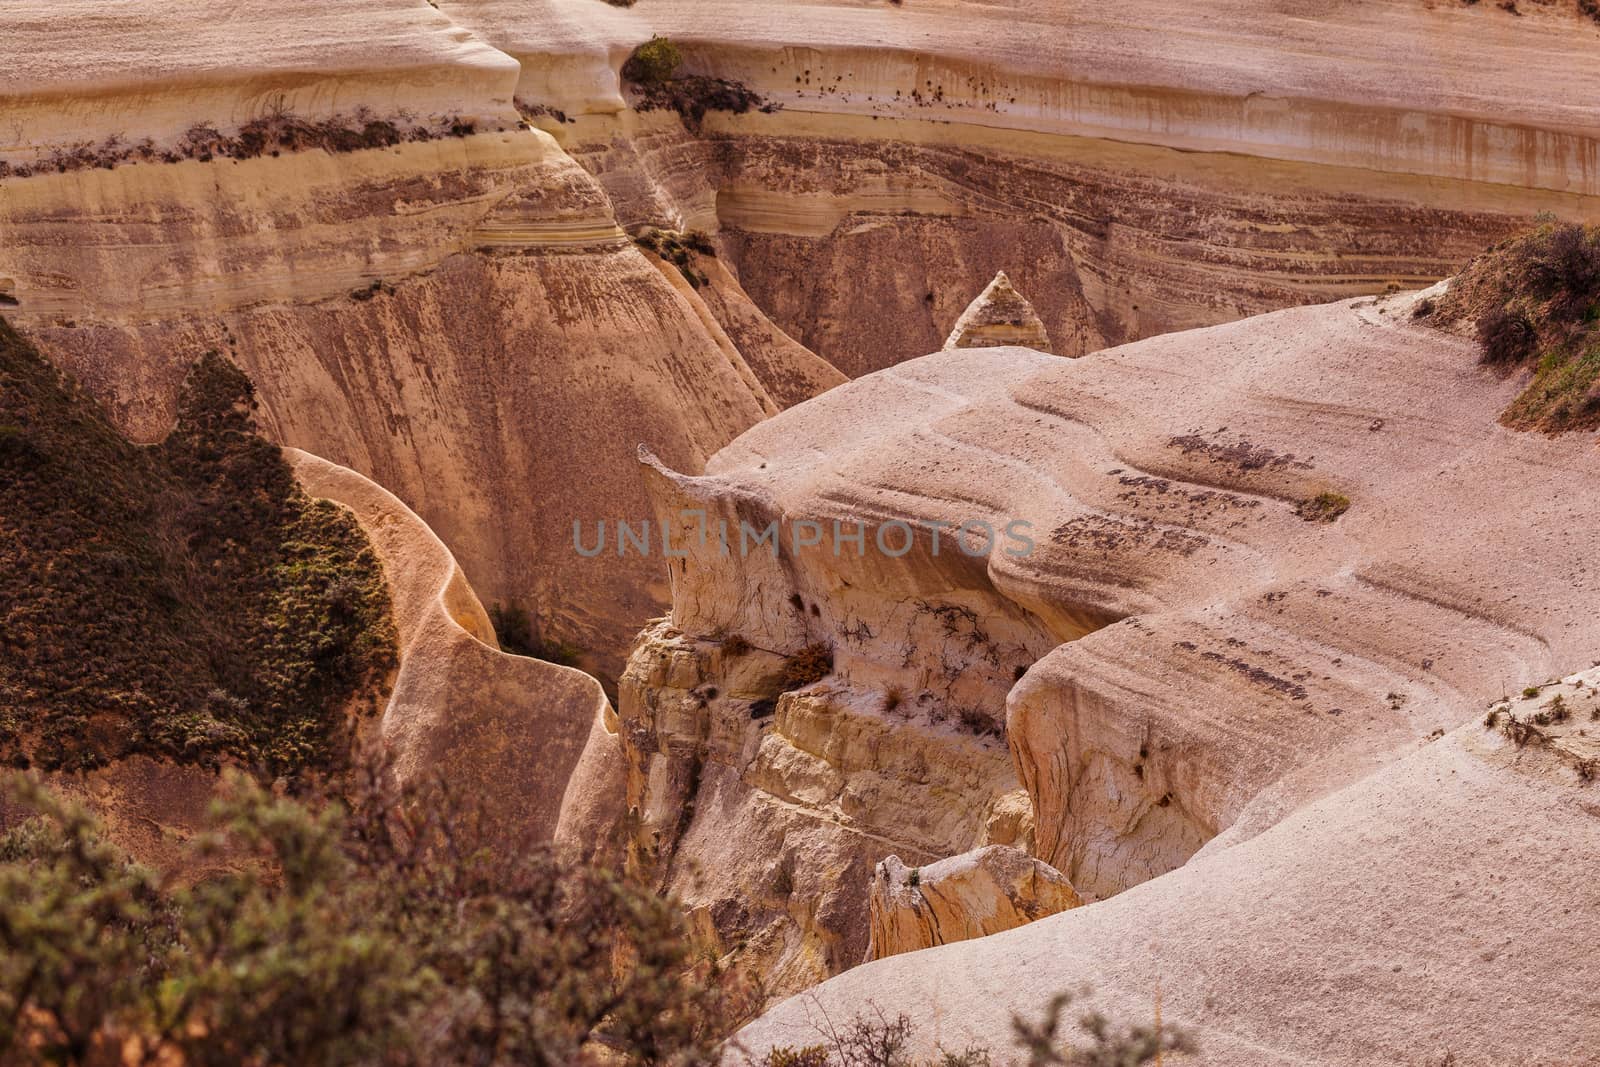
{"left": 867, "top": 846, "right": 1081, "bottom": 961}
{"left": 943, "top": 271, "right": 1054, "bottom": 354}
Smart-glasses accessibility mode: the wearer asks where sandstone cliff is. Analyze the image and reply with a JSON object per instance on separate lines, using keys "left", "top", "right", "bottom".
{"left": 530, "top": 0, "right": 1600, "bottom": 375}
{"left": 867, "top": 846, "right": 1080, "bottom": 962}
{"left": 0, "top": 4, "right": 847, "bottom": 681}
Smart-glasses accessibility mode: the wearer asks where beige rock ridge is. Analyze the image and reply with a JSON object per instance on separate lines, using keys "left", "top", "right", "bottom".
{"left": 4, "top": 448, "right": 629, "bottom": 873}
{"left": 737, "top": 694, "right": 1600, "bottom": 1066}
{"left": 0, "top": 0, "right": 520, "bottom": 163}
{"left": 645, "top": 0, "right": 1600, "bottom": 194}
{"left": 436, "top": 0, "right": 649, "bottom": 119}
{"left": 867, "top": 847, "right": 1080, "bottom": 962}
{"left": 286, "top": 449, "right": 616, "bottom": 853}
{"left": 943, "top": 271, "right": 1053, "bottom": 354}
{"left": 622, "top": 285, "right": 1598, "bottom": 1008}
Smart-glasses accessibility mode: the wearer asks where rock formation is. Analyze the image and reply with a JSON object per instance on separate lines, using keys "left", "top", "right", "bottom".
{"left": 621, "top": 283, "right": 1598, "bottom": 1018}
{"left": 286, "top": 449, "right": 616, "bottom": 855}
{"left": 0, "top": 3, "right": 846, "bottom": 682}
{"left": 614, "top": 613, "right": 1033, "bottom": 999}
{"left": 867, "top": 846, "right": 1080, "bottom": 961}
{"left": 739, "top": 679, "right": 1600, "bottom": 1066}
{"left": 943, "top": 272, "right": 1053, "bottom": 354}
{"left": 7, "top": 0, "right": 1600, "bottom": 674}
{"left": 585, "top": 0, "right": 1600, "bottom": 374}
{"left": 6, "top": 3, "right": 1600, "bottom": 1059}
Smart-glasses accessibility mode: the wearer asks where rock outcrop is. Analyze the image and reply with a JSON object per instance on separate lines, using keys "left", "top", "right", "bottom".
{"left": 622, "top": 282, "right": 1598, "bottom": 1011}
{"left": 553, "top": 0, "right": 1600, "bottom": 375}
{"left": 0, "top": 4, "right": 846, "bottom": 681}
{"left": 867, "top": 846, "right": 1080, "bottom": 962}
{"left": 943, "top": 272, "right": 1053, "bottom": 354}
{"left": 286, "top": 449, "right": 616, "bottom": 854}
{"left": 738, "top": 687, "right": 1600, "bottom": 1066}
{"left": 614, "top": 615, "right": 1032, "bottom": 1000}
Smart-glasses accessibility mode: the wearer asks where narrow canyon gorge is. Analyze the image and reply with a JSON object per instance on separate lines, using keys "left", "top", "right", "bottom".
{"left": 2, "top": 2, "right": 1599, "bottom": 1065}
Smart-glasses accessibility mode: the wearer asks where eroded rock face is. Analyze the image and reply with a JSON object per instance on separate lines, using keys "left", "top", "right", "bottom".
{"left": 616, "top": 617, "right": 1033, "bottom": 1000}
{"left": 867, "top": 846, "right": 1080, "bottom": 961}
{"left": 286, "top": 450, "right": 617, "bottom": 856}
{"left": 623, "top": 284, "right": 1599, "bottom": 1004}
{"left": 720, "top": 285, "right": 1600, "bottom": 1063}
{"left": 0, "top": 98, "right": 838, "bottom": 682}
{"left": 944, "top": 272, "right": 1053, "bottom": 354}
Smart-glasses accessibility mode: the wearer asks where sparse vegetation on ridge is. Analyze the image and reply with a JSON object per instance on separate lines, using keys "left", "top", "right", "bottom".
{"left": 635, "top": 227, "right": 719, "bottom": 288}
{"left": 621, "top": 35, "right": 779, "bottom": 132}
{"left": 0, "top": 105, "right": 480, "bottom": 182}
{"left": 0, "top": 321, "right": 395, "bottom": 775}
{"left": 0, "top": 764, "right": 746, "bottom": 1066}
{"left": 1428, "top": 222, "right": 1600, "bottom": 432}
{"left": 760, "top": 990, "right": 1194, "bottom": 1066}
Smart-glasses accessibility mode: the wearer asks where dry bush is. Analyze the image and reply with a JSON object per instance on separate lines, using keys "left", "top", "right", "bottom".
{"left": 0, "top": 760, "right": 749, "bottom": 1066}
{"left": 1294, "top": 491, "right": 1351, "bottom": 524}
{"left": 1434, "top": 223, "right": 1600, "bottom": 431}
{"left": 779, "top": 644, "right": 834, "bottom": 691}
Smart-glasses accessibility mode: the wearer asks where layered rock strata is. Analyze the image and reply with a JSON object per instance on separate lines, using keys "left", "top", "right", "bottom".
{"left": 866, "top": 846, "right": 1081, "bottom": 961}
{"left": 0, "top": 2, "right": 846, "bottom": 677}
{"left": 532, "top": 0, "right": 1600, "bottom": 373}
{"left": 944, "top": 271, "right": 1053, "bottom": 354}
{"left": 622, "top": 285, "right": 1598, "bottom": 1007}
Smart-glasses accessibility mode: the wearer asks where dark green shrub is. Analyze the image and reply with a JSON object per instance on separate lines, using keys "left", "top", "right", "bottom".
{"left": 1436, "top": 223, "right": 1600, "bottom": 430}
{"left": 623, "top": 36, "right": 683, "bottom": 86}
{"left": 0, "top": 324, "right": 395, "bottom": 776}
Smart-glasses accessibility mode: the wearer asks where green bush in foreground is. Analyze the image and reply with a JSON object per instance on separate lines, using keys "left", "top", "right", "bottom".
{"left": 0, "top": 767, "right": 744, "bottom": 1066}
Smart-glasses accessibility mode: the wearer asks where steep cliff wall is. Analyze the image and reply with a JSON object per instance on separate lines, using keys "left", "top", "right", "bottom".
{"left": 522, "top": 0, "right": 1600, "bottom": 374}
{"left": 0, "top": 1, "right": 852, "bottom": 681}
{"left": 1, "top": 128, "right": 786, "bottom": 678}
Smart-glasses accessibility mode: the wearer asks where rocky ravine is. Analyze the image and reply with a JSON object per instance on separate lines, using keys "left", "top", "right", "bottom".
{"left": 6, "top": 1, "right": 1600, "bottom": 1053}
{"left": 542, "top": 0, "right": 1600, "bottom": 375}
{"left": 7, "top": 0, "right": 1599, "bottom": 682}
{"left": 618, "top": 285, "right": 1599, "bottom": 1018}
{"left": 0, "top": 0, "right": 840, "bottom": 685}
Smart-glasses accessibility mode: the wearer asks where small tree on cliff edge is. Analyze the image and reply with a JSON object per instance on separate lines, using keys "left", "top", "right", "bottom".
{"left": 624, "top": 35, "right": 684, "bottom": 86}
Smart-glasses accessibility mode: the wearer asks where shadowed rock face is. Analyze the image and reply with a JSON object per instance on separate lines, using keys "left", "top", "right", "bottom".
{"left": 944, "top": 271, "right": 1053, "bottom": 354}
{"left": 0, "top": 123, "right": 838, "bottom": 680}
{"left": 867, "top": 846, "right": 1080, "bottom": 962}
